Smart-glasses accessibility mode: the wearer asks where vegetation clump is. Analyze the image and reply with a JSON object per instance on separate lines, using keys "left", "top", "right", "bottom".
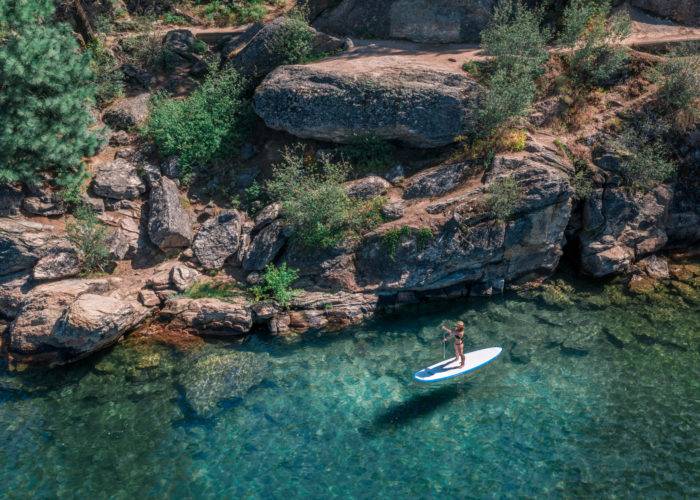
{"left": 267, "top": 147, "right": 385, "bottom": 249}
{"left": 250, "top": 263, "right": 299, "bottom": 308}
{"left": 88, "top": 39, "right": 124, "bottom": 107}
{"left": 558, "top": 0, "right": 630, "bottom": 88}
{"left": 0, "top": 0, "right": 101, "bottom": 193}
{"left": 382, "top": 226, "right": 434, "bottom": 260}
{"left": 478, "top": 0, "right": 549, "bottom": 135}
{"left": 66, "top": 206, "right": 112, "bottom": 275}
{"left": 487, "top": 176, "right": 521, "bottom": 221}
{"left": 268, "top": 13, "right": 316, "bottom": 65}
{"left": 651, "top": 49, "right": 700, "bottom": 123}
{"left": 142, "top": 69, "right": 252, "bottom": 183}
{"left": 339, "top": 135, "right": 394, "bottom": 176}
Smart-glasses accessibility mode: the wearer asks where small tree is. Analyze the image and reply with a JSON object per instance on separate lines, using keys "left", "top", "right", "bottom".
{"left": 0, "top": 0, "right": 101, "bottom": 192}
{"left": 477, "top": 0, "right": 549, "bottom": 136}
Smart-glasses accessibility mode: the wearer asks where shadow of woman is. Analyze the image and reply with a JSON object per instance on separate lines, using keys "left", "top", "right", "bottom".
{"left": 361, "top": 384, "right": 470, "bottom": 436}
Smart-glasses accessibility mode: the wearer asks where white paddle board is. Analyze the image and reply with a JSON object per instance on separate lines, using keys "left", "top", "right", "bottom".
{"left": 414, "top": 347, "right": 502, "bottom": 383}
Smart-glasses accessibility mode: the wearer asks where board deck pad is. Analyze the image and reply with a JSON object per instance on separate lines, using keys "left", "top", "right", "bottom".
{"left": 414, "top": 347, "right": 502, "bottom": 383}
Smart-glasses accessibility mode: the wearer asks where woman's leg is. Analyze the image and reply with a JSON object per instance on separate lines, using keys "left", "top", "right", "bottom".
{"left": 459, "top": 344, "right": 465, "bottom": 367}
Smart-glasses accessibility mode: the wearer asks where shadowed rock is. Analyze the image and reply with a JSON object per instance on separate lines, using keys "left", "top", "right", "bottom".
{"left": 147, "top": 177, "right": 193, "bottom": 251}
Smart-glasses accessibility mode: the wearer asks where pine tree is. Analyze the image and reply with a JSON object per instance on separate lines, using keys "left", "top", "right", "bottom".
{"left": 0, "top": 0, "right": 101, "bottom": 193}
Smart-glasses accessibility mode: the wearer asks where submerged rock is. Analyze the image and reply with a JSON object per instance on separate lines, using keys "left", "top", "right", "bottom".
{"left": 254, "top": 60, "right": 482, "bottom": 148}
{"left": 179, "top": 351, "right": 267, "bottom": 417}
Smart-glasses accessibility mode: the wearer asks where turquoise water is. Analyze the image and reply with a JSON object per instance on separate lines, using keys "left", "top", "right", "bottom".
{"left": 1, "top": 274, "right": 699, "bottom": 498}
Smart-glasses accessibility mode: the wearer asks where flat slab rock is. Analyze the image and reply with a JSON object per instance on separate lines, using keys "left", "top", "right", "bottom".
{"left": 92, "top": 158, "right": 146, "bottom": 200}
{"left": 254, "top": 59, "right": 482, "bottom": 148}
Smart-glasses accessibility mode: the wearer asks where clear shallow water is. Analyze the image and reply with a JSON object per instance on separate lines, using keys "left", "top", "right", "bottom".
{"left": 1, "top": 274, "right": 699, "bottom": 499}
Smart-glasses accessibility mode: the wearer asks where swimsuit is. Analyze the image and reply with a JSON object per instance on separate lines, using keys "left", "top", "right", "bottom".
{"left": 454, "top": 333, "right": 464, "bottom": 345}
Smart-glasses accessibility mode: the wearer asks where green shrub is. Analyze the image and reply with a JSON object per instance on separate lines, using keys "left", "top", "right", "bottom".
{"left": 0, "top": 0, "right": 101, "bottom": 193}
{"left": 268, "top": 14, "right": 315, "bottom": 65}
{"left": 66, "top": 206, "right": 112, "bottom": 275}
{"left": 559, "top": 0, "right": 630, "bottom": 88}
{"left": 339, "top": 135, "right": 394, "bottom": 176}
{"left": 120, "top": 32, "right": 164, "bottom": 70}
{"left": 267, "top": 147, "right": 382, "bottom": 249}
{"left": 416, "top": 227, "right": 434, "bottom": 251}
{"left": 142, "top": 69, "right": 252, "bottom": 181}
{"left": 185, "top": 280, "right": 238, "bottom": 300}
{"left": 199, "top": 0, "right": 269, "bottom": 25}
{"left": 487, "top": 176, "right": 521, "bottom": 221}
{"left": 481, "top": 0, "right": 549, "bottom": 78}
{"left": 162, "top": 13, "right": 188, "bottom": 24}
{"left": 479, "top": 67, "right": 537, "bottom": 134}
{"left": 652, "top": 52, "right": 700, "bottom": 114}
{"left": 250, "top": 263, "right": 299, "bottom": 308}
{"left": 87, "top": 39, "right": 124, "bottom": 108}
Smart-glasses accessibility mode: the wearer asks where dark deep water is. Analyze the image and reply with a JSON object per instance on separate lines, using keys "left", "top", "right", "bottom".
{"left": 0, "top": 273, "right": 698, "bottom": 498}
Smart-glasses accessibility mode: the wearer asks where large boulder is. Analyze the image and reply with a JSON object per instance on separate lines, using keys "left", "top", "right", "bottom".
{"left": 345, "top": 176, "right": 392, "bottom": 200}
{"left": 160, "top": 297, "right": 253, "bottom": 335}
{"left": 147, "top": 177, "right": 193, "bottom": 251}
{"left": 242, "top": 219, "right": 289, "bottom": 271}
{"left": 313, "top": 0, "right": 495, "bottom": 43}
{"left": 6, "top": 278, "right": 135, "bottom": 365}
{"left": 192, "top": 211, "right": 245, "bottom": 270}
{"left": 229, "top": 16, "right": 345, "bottom": 85}
{"left": 0, "top": 218, "right": 67, "bottom": 277}
{"left": 254, "top": 59, "right": 482, "bottom": 148}
{"left": 92, "top": 157, "right": 146, "bottom": 200}
{"left": 630, "top": 1, "right": 699, "bottom": 25}
{"left": 579, "top": 186, "right": 671, "bottom": 277}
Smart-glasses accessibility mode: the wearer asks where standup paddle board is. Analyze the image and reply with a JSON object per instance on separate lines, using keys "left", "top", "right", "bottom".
{"left": 414, "top": 347, "right": 502, "bottom": 383}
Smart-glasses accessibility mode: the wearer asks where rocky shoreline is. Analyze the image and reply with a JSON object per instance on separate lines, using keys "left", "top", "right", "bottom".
{"left": 1, "top": 4, "right": 699, "bottom": 368}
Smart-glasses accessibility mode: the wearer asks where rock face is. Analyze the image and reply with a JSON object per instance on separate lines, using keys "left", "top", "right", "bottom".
{"left": 92, "top": 157, "right": 146, "bottom": 200}
{"left": 102, "top": 93, "right": 150, "bottom": 131}
{"left": 147, "top": 177, "right": 193, "bottom": 251}
{"left": 254, "top": 60, "right": 482, "bottom": 148}
{"left": 192, "top": 211, "right": 245, "bottom": 270}
{"left": 229, "top": 16, "right": 345, "bottom": 84}
{"left": 631, "top": 0, "right": 699, "bottom": 25}
{"left": 0, "top": 185, "right": 23, "bottom": 216}
{"left": 579, "top": 186, "right": 671, "bottom": 277}
{"left": 352, "top": 140, "right": 574, "bottom": 293}
{"left": 0, "top": 218, "right": 66, "bottom": 277}
{"left": 0, "top": 273, "right": 31, "bottom": 319}
{"left": 313, "top": 0, "right": 495, "bottom": 43}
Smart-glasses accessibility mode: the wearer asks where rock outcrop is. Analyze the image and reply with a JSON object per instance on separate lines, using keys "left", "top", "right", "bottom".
{"left": 254, "top": 59, "right": 482, "bottom": 148}
{"left": 192, "top": 211, "right": 245, "bottom": 270}
{"left": 161, "top": 297, "right": 253, "bottom": 335}
{"left": 0, "top": 218, "right": 67, "bottom": 277}
{"left": 243, "top": 219, "right": 289, "bottom": 271}
{"left": 403, "top": 161, "right": 473, "bottom": 199}
{"left": 147, "top": 177, "right": 193, "bottom": 251}
{"left": 32, "top": 248, "right": 81, "bottom": 281}
{"left": 313, "top": 0, "right": 495, "bottom": 43}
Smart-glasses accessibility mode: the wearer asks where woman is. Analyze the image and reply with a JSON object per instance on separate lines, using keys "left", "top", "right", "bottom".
{"left": 441, "top": 321, "right": 466, "bottom": 367}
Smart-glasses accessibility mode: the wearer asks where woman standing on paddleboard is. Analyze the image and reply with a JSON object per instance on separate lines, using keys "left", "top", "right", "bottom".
{"left": 441, "top": 321, "right": 466, "bottom": 367}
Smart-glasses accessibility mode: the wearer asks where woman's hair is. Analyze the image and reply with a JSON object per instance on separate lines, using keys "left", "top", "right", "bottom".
{"left": 455, "top": 321, "right": 465, "bottom": 331}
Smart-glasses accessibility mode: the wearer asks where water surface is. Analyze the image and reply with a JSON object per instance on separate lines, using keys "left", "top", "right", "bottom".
{"left": 1, "top": 274, "right": 698, "bottom": 498}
